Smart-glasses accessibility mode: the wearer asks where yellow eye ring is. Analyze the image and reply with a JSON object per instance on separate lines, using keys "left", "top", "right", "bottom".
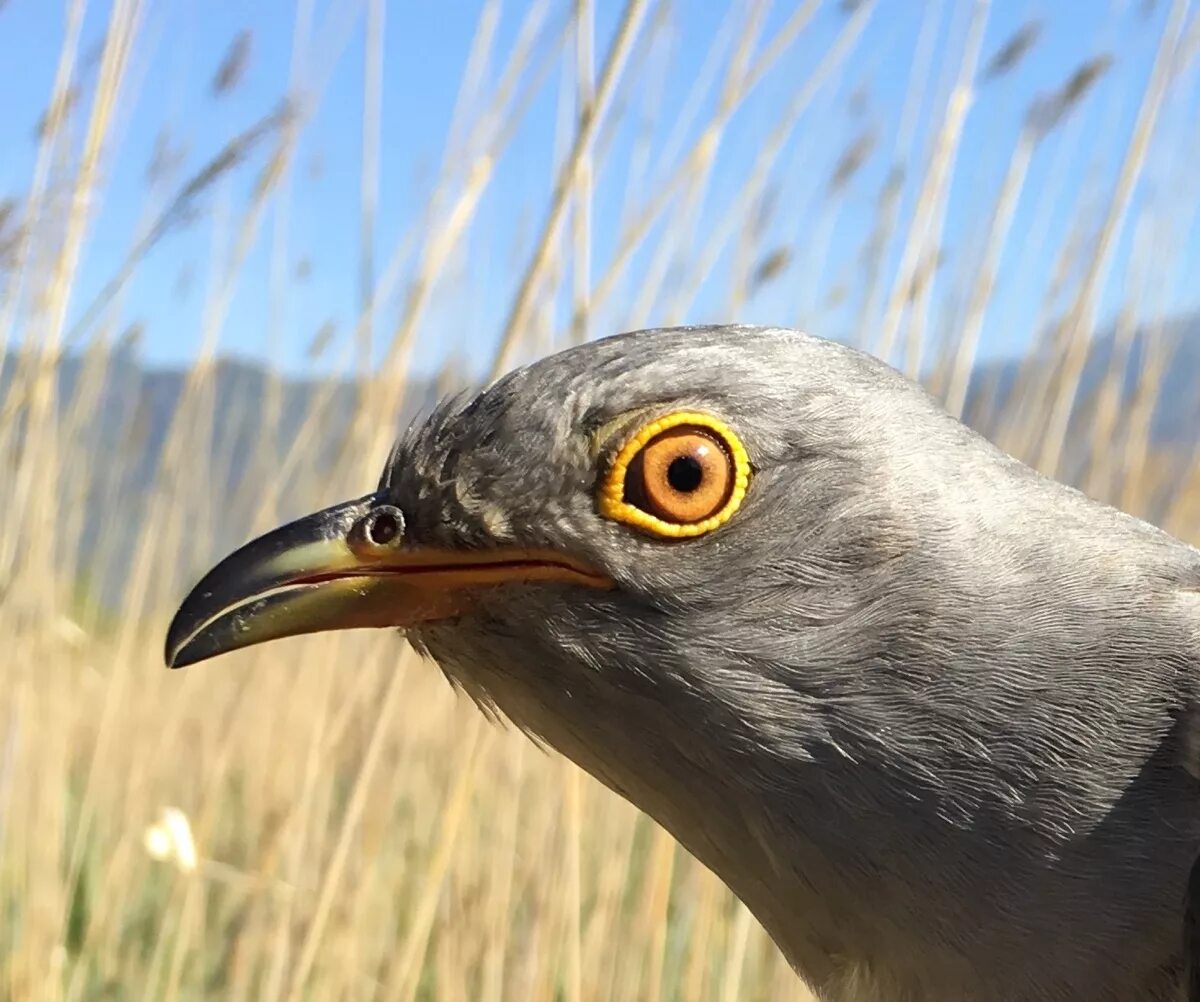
{"left": 597, "top": 411, "right": 751, "bottom": 539}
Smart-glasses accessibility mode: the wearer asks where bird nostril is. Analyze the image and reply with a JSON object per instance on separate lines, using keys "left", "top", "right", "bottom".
{"left": 362, "top": 506, "right": 405, "bottom": 547}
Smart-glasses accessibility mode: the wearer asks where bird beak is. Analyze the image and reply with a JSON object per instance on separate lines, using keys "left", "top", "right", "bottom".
{"left": 164, "top": 493, "right": 612, "bottom": 669}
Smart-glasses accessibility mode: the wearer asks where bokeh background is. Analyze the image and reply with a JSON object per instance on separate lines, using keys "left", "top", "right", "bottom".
{"left": 2, "top": 0, "right": 1199, "bottom": 999}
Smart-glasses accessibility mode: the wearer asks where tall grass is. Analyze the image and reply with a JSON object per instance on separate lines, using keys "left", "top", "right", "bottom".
{"left": 2, "top": 2, "right": 1200, "bottom": 999}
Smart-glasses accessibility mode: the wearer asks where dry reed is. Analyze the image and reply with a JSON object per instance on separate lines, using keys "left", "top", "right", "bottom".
{"left": 2, "top": 3, "right": 1199, "bottom": 1001}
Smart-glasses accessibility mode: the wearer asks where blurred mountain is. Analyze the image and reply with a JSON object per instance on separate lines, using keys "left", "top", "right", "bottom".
{"left": 2, "top": 314, "right": 1196, "bottom": 608}
{"left": 0, "top": 345, "right": 446, "bottom": 607}
{"left": 960, "top": 312, "right": 1200, "bottom": 447}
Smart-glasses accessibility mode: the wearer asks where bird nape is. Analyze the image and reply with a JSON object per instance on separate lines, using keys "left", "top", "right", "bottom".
{"left": 165, "top": 325, "right": 1200, "bottom": 1002}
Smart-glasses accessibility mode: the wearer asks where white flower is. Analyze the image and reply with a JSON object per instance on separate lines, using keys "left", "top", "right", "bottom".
{"left": 143, "top": 825, "right": 173, "bottom": 861}
{"left": 143, "top": 806, "right": 198, "bottom": 873}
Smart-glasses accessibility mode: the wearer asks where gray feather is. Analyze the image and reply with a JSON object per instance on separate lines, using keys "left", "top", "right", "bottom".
{"left": 383, "top": 325, "right": 1200, "bottom": 1001}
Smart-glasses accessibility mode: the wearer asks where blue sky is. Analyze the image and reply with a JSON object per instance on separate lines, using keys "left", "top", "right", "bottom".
{"left": 1, "top": 1, "right": 1196, "bottom": 382}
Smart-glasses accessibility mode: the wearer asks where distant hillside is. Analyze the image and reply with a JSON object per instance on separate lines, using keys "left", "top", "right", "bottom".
{"left": 961, "top": 313, "right": 1200, "bottom": 448}
{"left": 0, "top": 347, "right": 445, "bottom": 605}
{"left": 3, "top": 319, "right": 1196, "bottom": 605}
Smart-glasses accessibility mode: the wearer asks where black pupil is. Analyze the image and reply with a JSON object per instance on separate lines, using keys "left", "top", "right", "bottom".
{"left": 368, "top": 510, "right": 400, "bottom": 545}
{"left": 667, "top": 454, "right": 704, "bottom": 493}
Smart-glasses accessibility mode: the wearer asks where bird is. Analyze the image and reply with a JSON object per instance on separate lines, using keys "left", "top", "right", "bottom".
{"left": 165, "top": 324, "right": 1200, "bottom": 1002}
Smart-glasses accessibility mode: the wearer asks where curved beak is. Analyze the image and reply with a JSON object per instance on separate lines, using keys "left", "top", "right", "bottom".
{"left": 164, "top": 493, "right": 612, "bottom": 669}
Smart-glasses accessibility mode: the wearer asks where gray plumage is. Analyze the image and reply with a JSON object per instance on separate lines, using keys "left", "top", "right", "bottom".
{"left": 378, "top": 325, "right": 1200, "bottom": 1001}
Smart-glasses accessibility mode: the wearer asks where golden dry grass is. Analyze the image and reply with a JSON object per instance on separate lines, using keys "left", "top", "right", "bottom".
{"left": 3, "top": 2, "right": 1200, "bottom": 1000}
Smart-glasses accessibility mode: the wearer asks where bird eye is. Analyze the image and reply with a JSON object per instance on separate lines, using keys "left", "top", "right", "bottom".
{"left": 598, "top": 412, "right": 750, "bottom": 538}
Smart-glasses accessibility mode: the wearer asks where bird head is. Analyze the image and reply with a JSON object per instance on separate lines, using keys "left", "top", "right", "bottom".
{"left": 164, "top": 325, "right": 1008, "bottom": 964}
{"left": 164, "top": 322, "right": 1200, "bottom": 999}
